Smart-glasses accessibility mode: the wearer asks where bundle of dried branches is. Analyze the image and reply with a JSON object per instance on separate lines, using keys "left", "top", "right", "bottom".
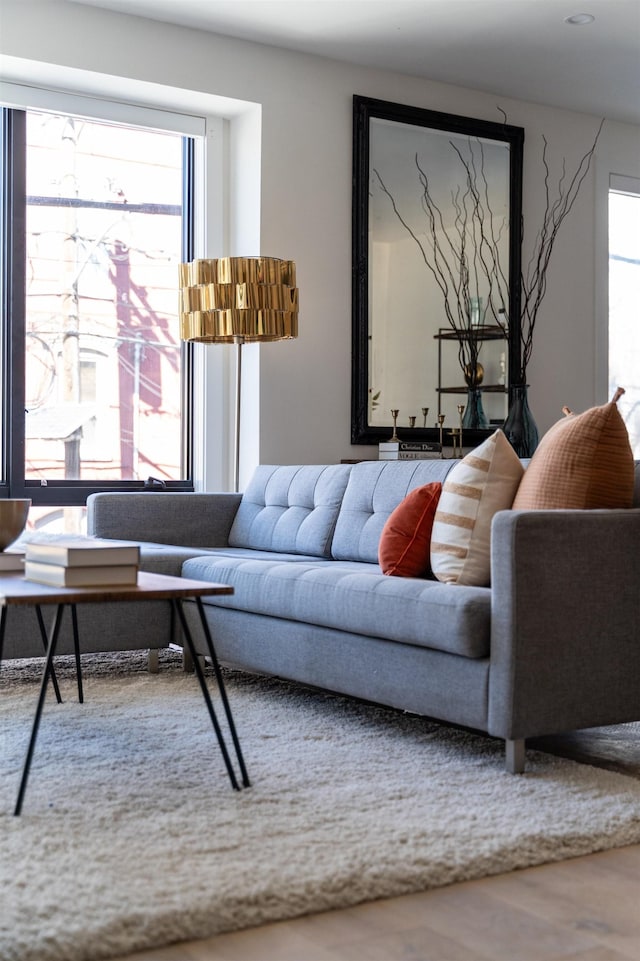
{"left": 374, "top": 139, "right": 507, "bottom": 380}
{"left": 374, "top": 118, "right": 604, "bottom": 385}
{"left": 518, "top": 118, "right": 604, "bottom": 382}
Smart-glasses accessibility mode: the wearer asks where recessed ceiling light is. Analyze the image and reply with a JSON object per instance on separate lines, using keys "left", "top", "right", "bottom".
{"left": 564, "top": 13, "right": 596, "bottom": 25}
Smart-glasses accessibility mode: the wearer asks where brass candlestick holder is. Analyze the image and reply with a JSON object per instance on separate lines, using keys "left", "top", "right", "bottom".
{"left": 449, "top": 428, "right": 461, "bottom": 458}
{"left": 389, "top": 409, "right": 400, "bottom": 441}
{"left": 437, "top": 414, "right": 445, "bottom": 457}
{"left": 457, "top": 404, "right": 465, "bottom": 458}
{"left": 408, "top": 415, "right": 416, "bottom": 428}
{"left": 422, "top": 407, "right": 429, "bottom": 428}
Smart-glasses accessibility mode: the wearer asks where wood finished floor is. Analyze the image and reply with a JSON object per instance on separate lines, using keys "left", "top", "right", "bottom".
{"left": 114, "top": 843, "right": 640, "bottom": 961}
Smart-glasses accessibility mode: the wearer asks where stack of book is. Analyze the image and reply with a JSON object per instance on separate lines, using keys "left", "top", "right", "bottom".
{"left": 24, "top": 538, "right": 141, "bottom": 587}
{"left": 379, "top": 440, "right": 442, "bottom": 460}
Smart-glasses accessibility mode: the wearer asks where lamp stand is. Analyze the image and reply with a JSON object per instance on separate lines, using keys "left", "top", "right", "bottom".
{"left": 233, "top": 336, "right": 243, "bottom": 493}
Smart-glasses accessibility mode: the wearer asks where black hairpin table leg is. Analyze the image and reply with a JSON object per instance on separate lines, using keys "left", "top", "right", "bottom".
{"left": 172, "top": 600, "right": 248, "bottom": 792}
{"left": 14, "top": 603, "right": 66, "bottom": 816}
{"left": 0, "top": 606, "right": 6, "bottom": 668}
{"left": 194, "top": 596, "right": 250, "bottom": 788}
{"left": 70, "top": 605, "right": 84, "bottom": 703}
{"left": 35, "top": 605, "right": 63, "bottom": 704}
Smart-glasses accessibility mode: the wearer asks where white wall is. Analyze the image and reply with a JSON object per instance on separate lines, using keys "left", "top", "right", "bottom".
{"left": 2, "top": 0, "right": 639, "bottom": 482}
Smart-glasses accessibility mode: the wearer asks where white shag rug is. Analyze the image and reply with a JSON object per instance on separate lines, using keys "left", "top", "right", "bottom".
{"left": 2, "top": 651, "right": 640, "bottom": 961}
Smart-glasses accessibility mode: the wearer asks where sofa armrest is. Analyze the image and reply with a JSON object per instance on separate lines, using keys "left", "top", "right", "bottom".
{"left": 488, "top": 508, "right": 640, "bottom": 741}
{"left": 86, "top": 492, "right": 243, "bottom": 548}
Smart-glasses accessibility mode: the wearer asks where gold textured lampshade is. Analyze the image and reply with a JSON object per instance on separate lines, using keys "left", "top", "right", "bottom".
{"left": 179, "top": 256, "right": 298, "bottom": 343}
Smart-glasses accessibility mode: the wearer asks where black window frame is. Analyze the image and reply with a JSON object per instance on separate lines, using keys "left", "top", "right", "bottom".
{"left": 1, "top": 107, "right": 195, "bottom": 506}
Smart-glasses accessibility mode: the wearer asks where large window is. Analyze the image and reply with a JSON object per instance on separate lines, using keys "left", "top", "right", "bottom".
{"left": 609, "top": 175, "right": 640, "bottom": 457}
{"left": 1, "top": 100, "right": 197, "bottom": 528}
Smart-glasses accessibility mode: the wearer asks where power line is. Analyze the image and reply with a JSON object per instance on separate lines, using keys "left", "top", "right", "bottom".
{"left": 27, "top": 195, "right": 181, "bottom": 215}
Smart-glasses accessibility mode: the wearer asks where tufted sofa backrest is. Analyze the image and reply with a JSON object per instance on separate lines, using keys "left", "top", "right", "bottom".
{"left": 331, "top": 460, "right": 457, "bottom": 563}
{"left": 230, "top": 457, "right": 638, "bottom": 564}
{"left": 229, "top": 464, "right": 354, "bottom": 557}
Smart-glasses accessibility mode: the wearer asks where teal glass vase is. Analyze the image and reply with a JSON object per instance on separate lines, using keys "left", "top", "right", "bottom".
{"left": 462, "top": 388, "right": 489, "bottom": 429}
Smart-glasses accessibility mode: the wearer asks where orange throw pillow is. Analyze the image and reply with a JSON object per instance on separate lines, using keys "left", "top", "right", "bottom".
{"left": 513, "top": 388, "right": 635, "bottom": 510}
{"left": 379, "top": 482, "right": 442, "bottom": 577}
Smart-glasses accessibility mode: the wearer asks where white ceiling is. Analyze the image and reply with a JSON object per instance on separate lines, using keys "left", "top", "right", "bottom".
{"left": 68, "top": 0, "right": 640, "bottom": 125}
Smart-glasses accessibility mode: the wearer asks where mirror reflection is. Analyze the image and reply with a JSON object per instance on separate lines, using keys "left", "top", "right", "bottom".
{"left": 352, "top": 97, "right": 524, "bottom": 446}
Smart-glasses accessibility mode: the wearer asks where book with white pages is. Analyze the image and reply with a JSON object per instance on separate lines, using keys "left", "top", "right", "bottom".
{"left": 24, "top": 561, "right": 139, "bottom": 588}
{"left": 0, "top": 550, "right": 26, "bottom": 571}
{"left": 24, "top": 537, "right": 140, "bottom": 568}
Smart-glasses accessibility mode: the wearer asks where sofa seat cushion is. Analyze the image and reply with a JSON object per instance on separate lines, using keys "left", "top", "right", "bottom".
{"left": 181, "top": 555, "right": 491, "bottom": 658}
{"left": 228, "top": 464, "right": 353, "bottom": 557}
{"left": 138, "top": 542, "right": 332, "bottom": 577}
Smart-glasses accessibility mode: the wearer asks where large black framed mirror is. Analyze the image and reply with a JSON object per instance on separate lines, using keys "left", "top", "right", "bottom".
{"left": 352, "top": 95, "right": 524, "bottom": 446}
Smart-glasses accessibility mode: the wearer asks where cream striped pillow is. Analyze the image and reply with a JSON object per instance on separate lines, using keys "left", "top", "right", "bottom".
{"left": 431, "top": 430, "right": 524, "bottom": 586}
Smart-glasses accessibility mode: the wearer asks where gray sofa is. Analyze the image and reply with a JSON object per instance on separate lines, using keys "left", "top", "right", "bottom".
{"left": 79, "top": 459, "right": 640, "bottom": 774}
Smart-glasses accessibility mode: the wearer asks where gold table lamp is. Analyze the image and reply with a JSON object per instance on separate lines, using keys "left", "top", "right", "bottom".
{"left": 179, "top": 256, "right": 298, "bottom": 491}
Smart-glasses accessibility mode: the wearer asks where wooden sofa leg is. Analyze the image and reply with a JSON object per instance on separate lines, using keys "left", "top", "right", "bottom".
{"left": 148, "top": 649, "right": 160, "bottom": 674}
{"left": 182, "top": 645, "right": 194, "bottom": 673}
{"left": 505, "top": 738, "right": 526, "bottom": 774}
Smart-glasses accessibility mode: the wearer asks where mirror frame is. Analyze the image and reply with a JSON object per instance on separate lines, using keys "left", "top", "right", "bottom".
{"left": 351, "top": 95, "right": 525, "bottom": 446}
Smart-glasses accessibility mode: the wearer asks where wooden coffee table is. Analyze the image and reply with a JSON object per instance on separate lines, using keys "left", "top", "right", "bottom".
{"left": 0, "top": 571, "right": 250, "bottom": 815}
